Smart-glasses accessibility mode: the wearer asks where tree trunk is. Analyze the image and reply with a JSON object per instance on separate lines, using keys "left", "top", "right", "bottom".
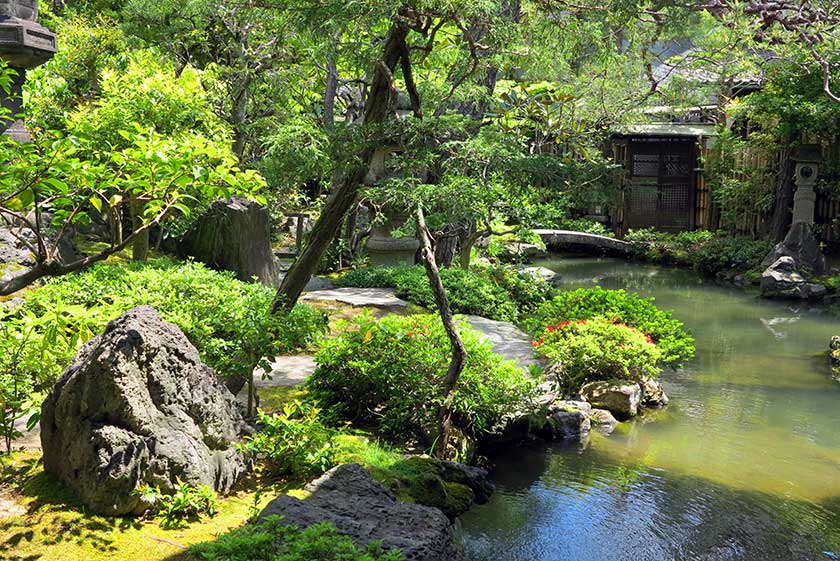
{"left": 323, "top": 51, "right": 339, "bottom": 129}
{"left": 417, "top": 207, "right": 467, "bottom": 460}
{"left": 130, "top": 198, "right": 149, "bottom": 262}
{"left": 434, "top": 232, "right": 458, "bottom": 267}
{"left": 272, "top": 22, "right": 410, "bottom": 312}
{"left": 769, "top": 147, "right": 796, "bottom": 242}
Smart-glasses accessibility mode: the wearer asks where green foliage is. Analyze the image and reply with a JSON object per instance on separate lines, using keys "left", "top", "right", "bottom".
{"left": 11, "top": 259, "right": 328, "bottom": 396}
{"left": 134, "top": 479, "right": 218, "bottom": 528}
{"left": 309, "top": 313, "right": 536, "bottom": 443}
{"left": 337, "top": 265, "right": 552, "bottom": 321}
{"left": 242, "top": 401, "right": 340, "bottom": 478}
{"left": 475, "top": 264, "right": 554, "bottom": 315}
{"left": 691, "top": 236, "right": 772, "bottom": 277}
{"left": 624, "top": 229, "right": 770, "bottom": 276}
{"left": 534, "top": 318, "right": 662, "bottom": 390}
{"left": 190, "top": 515, "right": 403, "bottom": 561}
{"left": 525, "top": 287, "right": 694, "bottom": 368}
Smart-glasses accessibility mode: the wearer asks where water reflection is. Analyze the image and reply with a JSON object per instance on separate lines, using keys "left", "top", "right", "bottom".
{"left": 459, "top": 255, "right": 840, "bottom": 561}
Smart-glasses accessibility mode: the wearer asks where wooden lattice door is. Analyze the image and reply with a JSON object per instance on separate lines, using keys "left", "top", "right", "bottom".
{"left": 625, "top": 138, "right": 695, "bottom": 231}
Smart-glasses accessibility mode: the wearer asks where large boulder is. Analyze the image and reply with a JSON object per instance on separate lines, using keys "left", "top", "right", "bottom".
{"left": 179, "top": 196, "right": 278, "bottom": 287}
{"left": 760, "top": 256, "right": 827, "bottom": 300}
{"left": 40, "top": 306, "right": 250, "bottom": 516}
{"left": 260, "top": 464, "right": 465, "bottom": 561}
{"left": 761, "top": 222, "right": 827, "bottom": 275}
{"left": 580, "top": 380, "right": 642, "bottom": 419}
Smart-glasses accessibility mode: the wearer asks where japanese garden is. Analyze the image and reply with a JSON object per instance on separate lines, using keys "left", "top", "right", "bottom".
{"left": 2, "top": 1, "right": 840, "bottom": 560}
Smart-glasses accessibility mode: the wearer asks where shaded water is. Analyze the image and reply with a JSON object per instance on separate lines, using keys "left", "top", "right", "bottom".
{"left": 459, "top": 256, "right": 840, "bottom": 561}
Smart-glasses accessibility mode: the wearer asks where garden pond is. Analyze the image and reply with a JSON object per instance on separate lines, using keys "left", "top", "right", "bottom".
{"left": 458, "top": 255, "right": 840, "bottom": 561}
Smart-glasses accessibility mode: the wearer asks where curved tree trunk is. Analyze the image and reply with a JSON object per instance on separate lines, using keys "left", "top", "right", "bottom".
{"left": 769, "top": 147, "right": 796, "bottom": 242}
{"left": 272, "top": 21, "right": 411, "bottom": 312}
{"left": 418, "top": 207, "right": 466, "bottom": 460}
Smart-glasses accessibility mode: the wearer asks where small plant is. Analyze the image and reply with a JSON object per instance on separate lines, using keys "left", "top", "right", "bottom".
{"left": 134, "top": 479, "right": 218, "bottom": 528}
{"left": 242, "top": 401, "right": 340, "bottom": 478}
{"left": 534, "top": 317, "right": 662, "bottom": 390}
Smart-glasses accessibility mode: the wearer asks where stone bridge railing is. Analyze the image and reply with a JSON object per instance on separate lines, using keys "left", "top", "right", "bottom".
{"left": 532, "top": 229, "right": 633, "bottom": 255}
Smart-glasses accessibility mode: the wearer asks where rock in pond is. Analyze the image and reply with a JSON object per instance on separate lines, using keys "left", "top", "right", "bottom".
{"left": 40, "top": 306, "right": 250, "bottom": 516}
{"left": 580, "top": 379, "right": 642, "bottom": 419}
{"left": 831, "top": 336, "right": 840, "bottom": 381}
{"left": 761, "top": 256, "right": 827, "bottom": 300}
{"left": 640, "top": 377, "right": 669, "bottom": 407}
{"left": 589, "top": 408, "right": 619, "bottom": 434}
{"left": 260, "top": 463, "right": 466, "bottom": 561}
{"left": 548, "top": 400, "right": 592, "bottom": 439}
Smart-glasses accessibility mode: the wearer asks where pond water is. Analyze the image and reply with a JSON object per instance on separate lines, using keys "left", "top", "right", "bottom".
{"left": 458, "top": 256, "right": 840, "bottom": 561}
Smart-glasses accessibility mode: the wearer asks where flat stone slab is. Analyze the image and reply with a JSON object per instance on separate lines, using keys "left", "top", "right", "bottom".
{"left": 302, "top": 287, "right": 408, "bottom": 309}
{"left": 464, "top": 315, "right": 540, "bottom": 371}
{"left": 256, "top": 355, "right": 317, "bottom": 387}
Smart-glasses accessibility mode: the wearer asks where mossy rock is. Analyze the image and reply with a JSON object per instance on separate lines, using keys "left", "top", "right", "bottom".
{"left": 387, "top": 456, "right": 491, "bottom": 518}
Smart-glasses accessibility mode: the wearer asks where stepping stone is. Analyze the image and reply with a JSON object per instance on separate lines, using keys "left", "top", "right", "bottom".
{"left": 256, "top": 355, "right": 317, "bottom": 387}
{"left": 464, "top": 315, "right": 542, "bottom": 372}
{"left": 302, "top": 287, "right": 408, "bottom": 309}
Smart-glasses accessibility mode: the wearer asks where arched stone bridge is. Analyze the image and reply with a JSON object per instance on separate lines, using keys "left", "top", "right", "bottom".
{"left": 532, "top": 229, "right": 633, "bottom": 255}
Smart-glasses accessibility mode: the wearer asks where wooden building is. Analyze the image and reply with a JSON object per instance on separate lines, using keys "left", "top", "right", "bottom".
{"left": 611, "top": 123, "right": 716, "bottom": 235}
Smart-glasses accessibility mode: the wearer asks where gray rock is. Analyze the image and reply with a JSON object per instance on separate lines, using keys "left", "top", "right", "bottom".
{"left": 517, "top": 266, "right": 561, "bottom": 285}
{"left": 0, "top": 213, "right": 83, "bottom": 269}
{"left": 761, "top": 256, "right": 827, "bottom": 300}
{"left": 179, "top": 196, "right": 279, "bottom": 287}
{"left": 549, "top": 400, "right": 592, "bottom": 439}
{"left": 501, "top": 242, "right": 547, "bottom": 262}
{"left": 640, "top": 377, "right": 669, "bottom": 407}
{"left": 40, "top": 306, "right": 250, "bottom": 516}
{"left": 580, "top": 379, "right": 642, "bottom": 419}
{"left": 761, "top": 222, "right": 827, "bottom": 275}
{"left": 589, "top": 408, "right": 619, "bottom": 434}
{"left": 260, "top": 464, "right": 465, "bottom": 561}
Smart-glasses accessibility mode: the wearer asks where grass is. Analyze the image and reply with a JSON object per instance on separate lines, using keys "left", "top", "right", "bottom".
{"left": 0, "top": 451, "right": 299, "bottom": 561}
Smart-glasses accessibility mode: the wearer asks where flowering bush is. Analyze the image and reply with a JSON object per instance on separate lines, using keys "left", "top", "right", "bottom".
{"left": 524, "top": 287, "right": 693, "bottom": 368}
{"left": 533, "top": 317, "right": 662, "bottom": 391}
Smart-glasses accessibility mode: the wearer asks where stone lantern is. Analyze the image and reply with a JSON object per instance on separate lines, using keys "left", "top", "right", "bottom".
{"left": 0, "top": 0, "right": 57, "bottom": 142}
{"left": 760, "top": 144, "right": 828, "bottom": 298}
{"left": 364, "top": 145, "right": 421, "bottom": 267}
{"left": 790, "top": 145, "right": 821, "bottom": 225}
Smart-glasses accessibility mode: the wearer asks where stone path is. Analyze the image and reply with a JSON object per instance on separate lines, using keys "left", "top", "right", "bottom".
{"left": 258, "top": 355, "right": 317, "bottom": 387}
{"left": 464, "top": 315, "right": 541, "bottom": 371}
{"left": 302, "top": 287, "right": 408, "bottom": 309}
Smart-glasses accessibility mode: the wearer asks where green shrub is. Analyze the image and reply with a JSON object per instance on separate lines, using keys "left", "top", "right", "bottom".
{"left": 243, "top": 401, "right": 340, "bottom": 478}
{"left": 524, "top": 287, "right": 694, "bottom": 368}
{"left": 134, "top": 479, "right": 218, "bottom": 528}
{"left": 190, "top": 515, "right": 402, "bottom": 561}
{"left": 9, "top": 259, "right": 328, "bottom": 407}
{"left": 691, "top": 236, "right": 772, "bottom": 276}
{"left": 338, "top": 264, "right": 552, "bottom": 321}
{"left": 534, "top": 318, "right": 662, "bottom": 390}
{"left": 309, "top": 313, "right": 536, "bottom": 443}
{"left": 624, "top": 229, "right": 770, "bottom": 276}
{"left": 477, "top": 264, "right": 554, "bottom": 314}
